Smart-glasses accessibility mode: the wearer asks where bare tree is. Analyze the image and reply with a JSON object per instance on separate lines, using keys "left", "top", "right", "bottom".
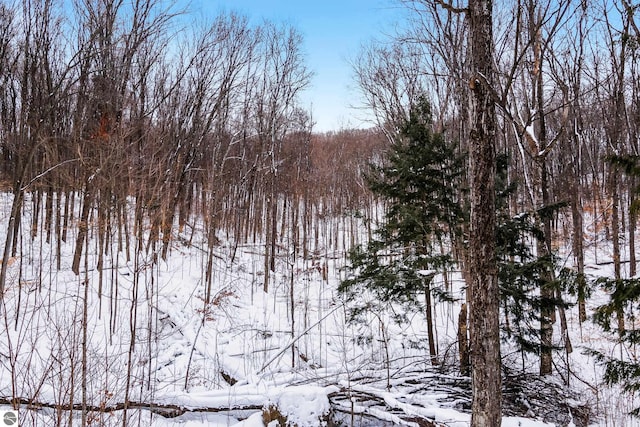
{"left": 0, "top": 0, "right": 73, "bottom": 296}
{"left": 600, "top": 0, "right": 636, "bottom": 333}
{"left": 547, "top": 2, "right": 591, "bottom": 324}
{"left": 352, "top": 40, "right": 426, "bottom": 135}
{"left": 252, "top": 22, "right": 311, "bottom": 292}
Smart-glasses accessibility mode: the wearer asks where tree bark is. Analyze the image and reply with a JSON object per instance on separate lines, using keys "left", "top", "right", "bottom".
{"left": 468, "top": 0, "right": 502, "bottom": 425}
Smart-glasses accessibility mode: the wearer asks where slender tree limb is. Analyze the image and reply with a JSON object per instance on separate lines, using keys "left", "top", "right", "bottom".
{"left": 258, "top": 302, "right": 342, "bottom": 374}
{"left": 0, "top": 396, "right": 262, "bottom": 419}
{"left": 433, "top": 0, "right": 468, "bottom": 14}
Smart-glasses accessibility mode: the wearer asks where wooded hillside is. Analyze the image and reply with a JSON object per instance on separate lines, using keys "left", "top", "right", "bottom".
{"left": 0, "top": 0, "right": 640, "bottom": 425}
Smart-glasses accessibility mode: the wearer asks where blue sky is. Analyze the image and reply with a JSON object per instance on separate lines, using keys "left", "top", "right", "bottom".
{"left": 193, "top": 0, "right": 404, "bottom": 132}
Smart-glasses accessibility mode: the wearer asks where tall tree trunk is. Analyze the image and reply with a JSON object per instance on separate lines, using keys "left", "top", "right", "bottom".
{"left": 528, "top": 3, "right": 560, "bottom": 375}
{"left": 458, "top": 303, "right": 470, "bottom": 375}
{"left": 630, "top": 189, "right": 637, "bottom": 278}
{"left": 607, "top": 3, "right": 630, "bottom": 334}
{"left": 1, "top": 138, "right": 41, "bottom": 291}
{"left": 611, "top": 173, "right": 625, "bottom": 332}
{"left": 468, "top": 0, "right": 501, "bottom": 425}
{"left": 31, "top": 189, "right": 41, "bottom": 239}
{"left": 425, "top": 279, "right": 438, "bottom": 365}
{"left": 264, "top": 194, "right": 272, "bottom": 293}
{"left": 0, "top": 188, "right": 23, "bottom": 296}
{"left": 56, "top": 191, "right": 62, "bottom": 270}
{"left": 44, "top": 187, "right": 53, "bottom": 243}
{"left": 571, "top": 157, "right": 587, "bottom": 323}
{"left": 539, "top": 161, "right": 554, "bottom": 376}
{"left": 72, "top": 186, "right": 92, "bottom": 276}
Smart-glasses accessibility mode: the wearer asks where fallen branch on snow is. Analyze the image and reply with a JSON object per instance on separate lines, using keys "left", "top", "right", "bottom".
{"left": 0, "top": 396, "right": 262, "bottom": 419}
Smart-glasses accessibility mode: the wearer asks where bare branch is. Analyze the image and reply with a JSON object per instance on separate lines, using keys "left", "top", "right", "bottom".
{"left": 433, "top": 0, "right": 468, "bottom": 14}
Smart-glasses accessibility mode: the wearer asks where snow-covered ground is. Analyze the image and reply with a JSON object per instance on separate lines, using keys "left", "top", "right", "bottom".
{"left": 0, "top": 192, "right": 636, "bottom": 426}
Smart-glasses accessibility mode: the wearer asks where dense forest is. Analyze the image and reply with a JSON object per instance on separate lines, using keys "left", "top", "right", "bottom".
{"left": 0, "top": 0, "right": 640, "bottom": 426}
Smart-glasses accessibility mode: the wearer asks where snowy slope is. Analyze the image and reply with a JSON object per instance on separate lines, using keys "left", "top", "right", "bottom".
{"left": 0, "top": 192, "right": 633, "bottom": 426}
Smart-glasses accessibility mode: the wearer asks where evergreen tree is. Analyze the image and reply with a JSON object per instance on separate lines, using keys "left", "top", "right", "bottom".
{"left": 590, "top": 275, "right": 640, "bottom": 416}
{"left": 340, "top": 100, "right": 572, "bottom": 372}
{"left": 339, "top": 98, "right": 466, "bottom": 363}
{"left": 589, "top": 154, "right": 640, "bottom": 416}
{"left": 494, "top": 155, "right": 573, "bottom": 371}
